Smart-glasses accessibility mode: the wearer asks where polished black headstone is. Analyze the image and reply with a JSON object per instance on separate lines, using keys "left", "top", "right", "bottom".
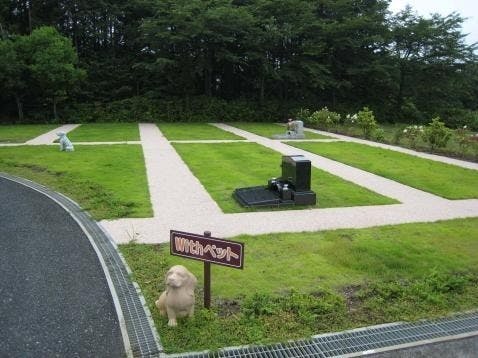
{"left": 233, "top": 155, "right": 316, "bottom": 207}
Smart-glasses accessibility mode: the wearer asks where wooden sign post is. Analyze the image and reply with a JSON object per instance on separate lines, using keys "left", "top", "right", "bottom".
{"left": 203, "top": 231, "right": 212, "bottom": 308}
{"left": 170, "top": 230, "right": 244, "bottom": 309}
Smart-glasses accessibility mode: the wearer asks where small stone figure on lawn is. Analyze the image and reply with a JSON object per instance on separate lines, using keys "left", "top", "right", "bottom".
{"left": 155, "top": 265, "right": 197, "bottom": 327}
{"left": 273, "top": 119, "right": 306, "bottom": 139}
{"left": 57, "top": 132, "right": 74, "bottom": 152}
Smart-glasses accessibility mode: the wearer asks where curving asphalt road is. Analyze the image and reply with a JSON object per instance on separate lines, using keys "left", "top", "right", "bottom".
{"left": 0, "top": 178, "right": 125, "bottom": 357}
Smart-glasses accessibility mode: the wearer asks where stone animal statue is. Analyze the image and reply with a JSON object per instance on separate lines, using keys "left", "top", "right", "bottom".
{"left": 155, "top": 265, "right": 197, "bottom": 327}
{"left": 57, "top": 132, "right": 74, "bottom": 152}
{"left": 272, "top": 119, "right": 305, "bottom": 139}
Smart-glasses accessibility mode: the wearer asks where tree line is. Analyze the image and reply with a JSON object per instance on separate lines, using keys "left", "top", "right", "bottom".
{"left": 0, "top": 0, "right": 477, "bottom": 126}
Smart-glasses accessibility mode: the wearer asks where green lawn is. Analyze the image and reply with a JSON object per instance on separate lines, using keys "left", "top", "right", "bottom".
{"left": 0, "top": 145, "right": 152, "bottom": 219}
{"left": 229, "top": 122, "right": 331, "bottom": 139}
{"left": 0, "top": 124, "right": 58, "bottom": 143}
{"left": 289, "top": 141, "right": 478, "bottom": 199}
{"left": 67, "top": 123, "right": 140, "bottom": 141}
{"left": 158, "top": 123, "right": 244, "bottom": 140}
{"left": 120, "top": 217, "right": 478, "bottom": 353}
{"left": 172, "top": 142, "right": 396, "bottom": 213}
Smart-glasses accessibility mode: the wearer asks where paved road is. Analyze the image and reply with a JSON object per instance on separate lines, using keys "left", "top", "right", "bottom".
{"left": 0, "top": 178, "right": 125, "bottom": 357}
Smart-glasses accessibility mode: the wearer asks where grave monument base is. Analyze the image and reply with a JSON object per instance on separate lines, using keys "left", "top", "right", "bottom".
{"left": 233, "top": 155, "right": 317, "bottom": 208}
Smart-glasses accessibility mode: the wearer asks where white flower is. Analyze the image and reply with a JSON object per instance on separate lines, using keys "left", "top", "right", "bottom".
{"left": 403, "top": 129, "right": 408, "bottom": 133}
{"left": 463, "top": 125, "right": 468, "bottom": 129}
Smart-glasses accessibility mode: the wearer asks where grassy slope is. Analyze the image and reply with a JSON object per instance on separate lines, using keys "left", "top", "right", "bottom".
{"left": 0, "top": 145, "right": 152, "bottom": 219}
{"left": 290, "top": 141, "right": 478, "bottom": 199}
{"left": 158, "top": 123, "right": 244, "bottom": 140}
{"left": 120, "top": 217, "right": 478, "bottom": 353}
{"left": 67, "top": 123, "right": 140, "bottom": 141}
{"left": 229, "top": 122, "right": 331, "bottom": 139}
{"left": 172, "top": 142, "right": 396, "bottom": 213}
{"left": 0, "top": 124, "right": 58, "bottom": 143}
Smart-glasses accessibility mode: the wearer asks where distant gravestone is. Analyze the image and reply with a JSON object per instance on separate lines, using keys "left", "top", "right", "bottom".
{"left": 57, "top": 132, "right": 74, "bottom": 151}
{"left": 273, "top": 120, "right": 306, "bottom": 139}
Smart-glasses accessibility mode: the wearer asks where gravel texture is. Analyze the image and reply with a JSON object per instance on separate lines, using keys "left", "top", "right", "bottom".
{"left": 100, "top": 123, "right": 478, "bottom": 244}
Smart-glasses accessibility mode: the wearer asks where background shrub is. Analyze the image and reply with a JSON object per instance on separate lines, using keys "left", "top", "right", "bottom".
{"left": 356, "top": 107, "right": 378, "bottom": 139}
{"left": 422, "top": 117, "right": 452, "bottom": 151}
{"left": 307, "top": 107, "right": 341, "bottom": 131}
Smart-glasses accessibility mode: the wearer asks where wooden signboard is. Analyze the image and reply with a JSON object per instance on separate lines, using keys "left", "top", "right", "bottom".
{"left": 170, "top": 230, "right": 244, "bottom": 269}
{"left": 170, "top": 230, "right": 244, "bottom": 308}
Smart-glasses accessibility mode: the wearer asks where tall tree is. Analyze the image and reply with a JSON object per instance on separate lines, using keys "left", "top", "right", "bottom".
{"left": 25, "top": 26, "right": 85, "bottom": 120}
{"left": 388, "top": 7, "right": 477, "bottom": 120}
{"left": 0, "top": 37, "right": 28, "bottom": 121}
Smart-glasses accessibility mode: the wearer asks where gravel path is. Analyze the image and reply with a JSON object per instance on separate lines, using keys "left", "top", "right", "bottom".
{"left": 101, "top": 123, "right": 478, "bottom": 244}
{"left": 25, "top": 124, "right": 81, "bottom": 145}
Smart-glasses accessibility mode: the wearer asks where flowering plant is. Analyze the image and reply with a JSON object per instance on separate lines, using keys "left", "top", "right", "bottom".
{"left": 345, "top": 113, "right": 358, "bottom": 125}
{"left": 308, "top": 107, "right": 341, "bottom": 131}
{"left": 402, "top": 125, "right": 423, "bottom": 148}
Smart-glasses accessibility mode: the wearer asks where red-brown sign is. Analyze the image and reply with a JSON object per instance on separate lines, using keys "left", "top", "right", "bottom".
{"left": 170, "top": 230, "right": 244, "bottom": 269}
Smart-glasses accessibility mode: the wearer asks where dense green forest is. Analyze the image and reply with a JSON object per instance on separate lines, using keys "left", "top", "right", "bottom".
{"left": 0, "top": 0, "right": 477, "bottom": 126}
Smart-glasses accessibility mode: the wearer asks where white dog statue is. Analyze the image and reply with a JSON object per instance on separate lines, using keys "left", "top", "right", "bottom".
{"left": 57, "top": 132, "right": 74, "bottom": 152}
{"left": 155, "top": 265, "right": 197, "bottom": 327}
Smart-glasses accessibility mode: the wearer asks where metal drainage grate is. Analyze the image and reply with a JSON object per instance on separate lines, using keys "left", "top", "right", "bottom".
{"left": 1, "top": 173, "right": 164, "bottom": 358}
{"left": 169, "top": 311, "right": 478, "bottom": 357}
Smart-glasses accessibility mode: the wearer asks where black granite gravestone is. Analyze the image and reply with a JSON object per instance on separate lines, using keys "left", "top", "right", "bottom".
{"left": 234, "top": 155, "right": 317, "bottom": 207}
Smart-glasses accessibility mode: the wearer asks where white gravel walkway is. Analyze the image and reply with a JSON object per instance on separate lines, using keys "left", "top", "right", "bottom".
{"left": 100, "top": 123, "right": 478, "bottom": 244}
{"left": 25, "top": 124, "right": 81, "bottom": 144}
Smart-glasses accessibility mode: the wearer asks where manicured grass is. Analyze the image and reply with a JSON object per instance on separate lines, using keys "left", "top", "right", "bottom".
{"left": 172, "top": 142, "right": 396, "bottom": 213}
{"left": 67, "top": 123, "right": 140, "bottom": 141}
{"left": 0, "top": 124, "right": 58, "bottom": 143}
{"left": 319, "top": 123, "right": 478, "bottom": 162}
{"left": 158, "top": 123, "right": 244, "bottom": 140}
{"left": 289, "top": 141, "right": 478, "bottom": 199}
{"left": 229, "top": 122, "right": 331, "bottom": 139}
{"left": 120, "top": 217, "right": 478, "bottom": 353}
{"left": 0, "top": 145, "right": 152, "bottom": 219}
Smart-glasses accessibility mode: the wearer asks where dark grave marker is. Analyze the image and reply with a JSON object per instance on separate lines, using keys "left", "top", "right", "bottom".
{"left": 234, "top": 155, "right": 317, "bottom": 207}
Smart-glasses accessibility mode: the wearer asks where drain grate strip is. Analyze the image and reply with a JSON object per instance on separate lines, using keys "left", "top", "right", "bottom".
{"left": 170, "top": 312, "right": 478, "bottom": 357}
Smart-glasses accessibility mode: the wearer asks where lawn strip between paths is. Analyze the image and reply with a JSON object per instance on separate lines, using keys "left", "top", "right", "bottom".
{"left": 67, "top": 123, "right": 140, "bottom": 142}
{"left": 172, "top": 142, "right": 397, "bottom": 213}
{"left": 0, "top": 144, "right": 152, "bottom": 219}
{"left": 303, "top": 127, "right": 478, "bottom": 170}
{"left": 289, "top": 141, "right": 478, "bottom": 199}
{"left": 158, "top": 123, "right": 244, "bottom": 140}
{"left": 0, "top": 124, "right": 60, "bottom": 143}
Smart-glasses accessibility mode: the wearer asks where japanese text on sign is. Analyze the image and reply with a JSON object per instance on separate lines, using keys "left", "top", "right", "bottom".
{"left": 170, "top": 230, "right": 244, "bottom": 269}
